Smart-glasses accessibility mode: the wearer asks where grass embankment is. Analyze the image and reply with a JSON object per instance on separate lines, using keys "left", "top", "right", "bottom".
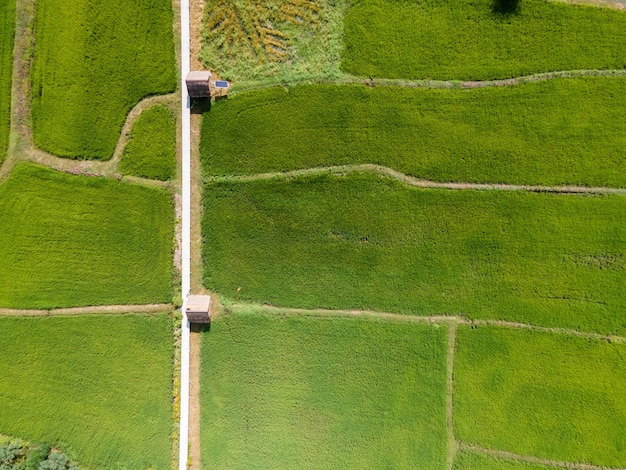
{"left": 120, "top": 105, "right": 176, "bottom": 181}
{"left": 201, "top": 80, "right": 626, "bottom": 187}
{"left": 0, "top": 163, "right": 174, "bottom": 308}
{"left": 0, "top": 0, "right": 15, "bottom": 164}
{"left": 31, "top": 0, "right": 176, "bottom": 159}
{"left": 454, "top": 326, "right": 626, "bottom": 467}
{"left": 0, "top": 314, "right": 174, "bottom": 469}
{"left": 453, "top": 451, "right": 553, "bottom": 470}
{"left": 201, "top": 311, "right": 448, "bottom": 469}
{"left": 203, "top": 173, "right": 626, "bottom": 335}
{"left": 342, "top": 0, "right": 626, "bottom": 80}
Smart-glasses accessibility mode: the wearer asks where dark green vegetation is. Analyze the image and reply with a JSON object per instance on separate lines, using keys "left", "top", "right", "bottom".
{"left": 120, "top": 105, "right": 176, "bottom": 181}
{"left": 0, "top": 0, "right": 15, "bottom": 164}
{"left": 201, "top": 311, "right": 448, "bottom": 469}
{"left": 454, "top": 326, "right": 626, "bottom": 467}
{"left": 0, "top": 435, "right": 78, "bottom": 470}
{"left": 342, "top": 0, "right": 626, "bottom": 80}
{"left": 0, "top": 314, "right": 173, "bottom": 469}
{"left": 453, "top": 450, "right": 552, "bottom": 470}
{"left": 31, "top": 0, "right": 176, "bottom": 159}
{"left": 201, "top": 79, "right": 626, "bottom": 187}
{"left": 0, "top": 163, "right": 174, "bottom": 308}
{"left": 203, "top": 173, "right": 626, "bottom": 334}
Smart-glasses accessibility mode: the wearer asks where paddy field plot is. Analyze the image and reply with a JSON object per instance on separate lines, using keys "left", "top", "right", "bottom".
{"left": 453, "top": 451, "right": 553, "bottom": 470}
{"left": 343, "top": 0, "right": 626, "bottom": 80}
{"left": 0, "top": 163, "right": 174, "bottom": 309}
{"left": 0, "top": 314, "right": 174, "bottom": 469}
{"left": 201, "top": 79, "right": 626, "bottom": 187}
{"left": 31, "top": 0, "right": 176, "bottom": 159}
{"left": 201, "top": 311, "right": 448, "bottom": 469}
{"left": 0, "top": 0, "right": 15, "bottom": 164}
{"left": 454, "top": 325, "right": 626, "bottom": 468}
{"left": 203, "top": 173, "right": 626, "bottom": 335}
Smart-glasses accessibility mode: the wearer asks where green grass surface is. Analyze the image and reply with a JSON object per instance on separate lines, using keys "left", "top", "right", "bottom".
{"left": 342, "top": 0, "right": 626, "bottom": 80}
{"left": 0, "top": 163, "right": 174, "bottom": 308}
{"left": 201, "top": 79, "right": 626, "bottom": 187}
{"left": 0, "top": 314, "right": 173, "bottom": 469}
{"left": 454, "top": 326, "right": 626, "bottom": 467}
{"left": 201, "top": 310, "right": 448, "bottom": 469}
{"left": 120, "top": 104, "right": 176, "bottom": 181}
{"left": 453, "top": 450, "right": 553, "bottom": 470}
{"left": 31, "top": 0, "right": 176, "bottom": 159}
{"left": 0, "top": 0, "right": 15, "bottom": 164}
{"left": 203, "top": 173, "right": 626, "bottom": 334}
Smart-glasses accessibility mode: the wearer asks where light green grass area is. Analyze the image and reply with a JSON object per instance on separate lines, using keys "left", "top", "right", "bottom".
{"left": 201, "top": 0, "right": 346, "bottom": 85}
{"left": 201, "top": 310, "right": 448, "bottom": 469}
{"left": 0, "top": 0, "right": 15, "bottom": 164}
{"left": 0, "top": 314, "right": 174, "bottom": 469}
{"left": 201, "top": 79, "right": 626, "bottom": 187}
{"left": 0, "top": 163, "right": 174, "bottom": 308}
{"left": 119, "top": 105, "right": 177, "bottom": 181}
{"left": 454, "top": 326, "right": 626, "bottom": 467}
{"left": 203, "top": 173, "right": 626, "bottom": 334}
{"left": 453, "top": 450, "right": 553, "bottom": 470}
{"left": 342, "top": 0, "right": 626, "bottom": 80}
{"left": 31, "top": 0, "right": 176, "bottom": 159}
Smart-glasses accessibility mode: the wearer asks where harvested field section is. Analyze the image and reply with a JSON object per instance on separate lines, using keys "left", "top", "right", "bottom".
{"left": 0, "top": 0, "right": 15, "bottom": 164}
{"left": 201, "top": 80, "right": 626, "bottom": 187}
{"left": 454, "top": 325, "right": 626, "bottom": 467}
{"left": 201, "top": 311, "right": 448, "bottom": 469}
{"left": 31, "top": 0, "right": 176, "bottom": 159}
{"left": 203, "top": 173, "right": 626, "bottom": 334}
{"left": 0, "top": 314, "right": 174, "bottom": 469}
{"left": 0, "top": 163, "right": 174, "bottom": 308}
{"left": 343, "top": 0, "right": 626, "bottom": 80}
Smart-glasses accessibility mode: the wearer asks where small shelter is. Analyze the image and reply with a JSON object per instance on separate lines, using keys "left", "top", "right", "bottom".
{"left": 186, "top": 71, "right": 212, "bottom": 98}
{"left": 185, "top": 295, "right": 211, "bottom": 323}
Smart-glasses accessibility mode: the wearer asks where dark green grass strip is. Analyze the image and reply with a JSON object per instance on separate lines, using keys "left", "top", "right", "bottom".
{"left": 201, "top": 311, "right": 448, "bottom": 469}
{"left": 0, "top": 314, "right": 173, "bottom": 469}
{"left": 201, "top": 80, "right": 626, "bottom": 188}
{"left": 31, "top": 0, "right": 176, "bottom": 159}
{"left": 203, "top": 173, "right": 626, "bottom": 335}
{"left": 120, "top": 105, "right": 176, "bottom": 181}
{"left": 0, "top": 163, "right": 174, "bottom": 308}
{"left": 454, "top": 325, "right": 626, "bottom": 467}
{"left": 342, "top": 0, "right": 626, "bottom": 80}
{"left": 453, "top": 450, "right": 553, "bottom": 470}
{"left": 0, "top": 0, "right": 15, "bottom": 164}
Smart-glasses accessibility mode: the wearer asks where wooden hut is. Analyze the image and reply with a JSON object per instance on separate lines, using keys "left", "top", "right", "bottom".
{"left": 185, "top": 295, "right": 211, "bottom": 323}
{"left": 186, "top": 71, "right": 212, "bottom": 98}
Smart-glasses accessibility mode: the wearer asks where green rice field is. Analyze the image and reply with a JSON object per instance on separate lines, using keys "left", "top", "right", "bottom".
{"left": 342, "top": 0, "right": 626, "bottom": 80}
{"left": 201, "top": 79, "right": 626, "bottom": 187}
{"left": 454, "top": 326, "right": 626, "bottom": 467}
{"left": 0, "top": 163, "right": 174, "bottom": 309}
{"left": 203, "top": 173, "right": 626, "bottom": 335}
{"left": 453, "top": 451, "right": 553, "bottom": 470}
{"left": 31, "top": 0, "right": 176, "bottom": 159}
{"left": 0, "top": 314, "right": 174, "bottom": 469}
{"left": 120, "top": 104, "right": 177, "bottom": 181}
{"left": 0, "top": 0, "right": 15, "bottom": 164}
{"left": 201, "top": 310, "right": 448, "bottom": 469}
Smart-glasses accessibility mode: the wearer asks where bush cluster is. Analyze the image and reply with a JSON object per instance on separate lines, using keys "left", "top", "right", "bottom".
{"left": 0, "top": 438, "right": 78, "bottom": 470}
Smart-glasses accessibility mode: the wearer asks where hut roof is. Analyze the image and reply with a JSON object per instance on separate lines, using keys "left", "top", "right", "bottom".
{"left": 186, "top": 295, "right": 211, "bottom": 323}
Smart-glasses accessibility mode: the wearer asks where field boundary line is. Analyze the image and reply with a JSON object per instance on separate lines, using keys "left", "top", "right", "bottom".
{"left": 459, "top": 442, "right": 626, "bottom": 470}
{"left": 446, "top": 321, "right": 458, "bottom": 470}
{"left": 207, "top": 164, "right": 626, "bottom": 195}
{"left": 0, "top": 304, "right": 173, "bottom": 317}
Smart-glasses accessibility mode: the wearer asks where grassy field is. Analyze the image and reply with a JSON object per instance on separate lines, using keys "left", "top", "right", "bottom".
{"left": 203, "top": 173, "right": 626, "bottom": 335}
{"left": 120, "top": 104, "right": 177, "bottom": 181}
{"left": 0, "top": 314, "right": 173, "bottom": 469}
{"left": 342, "top": 0, "right": 626, "bottom": 80}
{"left": 0, "top": 163, "right": 174, "bottom": 309}
{"left": 31, "top": 0, "right": 176, "bottom": 159}
{"left": 453, "top": 450, "right": 553, "bottom": 470}
{"left": 201, "top": 310, "right": 448, "bottom": 469}
{"left": 0, "top": 0, "right": 15, "bottom": 165}
{"left": 201, "top": 79, "right": 626, "bottom": 187}
{"left": 454, "top": 325, "right": 626, "bottom": 467}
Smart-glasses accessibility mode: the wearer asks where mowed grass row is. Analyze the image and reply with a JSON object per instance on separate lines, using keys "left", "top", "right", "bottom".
{"left": 0, "top": 314, "right": 174, "bottom": 469}
{"left": 31, "top": 0, "right": 176, "bottom": 159}
{"left": 201, "top": 80, "right": 626, "bottom": 187}
{"left": 0, "top": 163, "right": 174, "bottom": 309}
{"left": 201, "top": 310, "right": 448, "bottom": 469}
{"left": 203, "top": 173, "right": 626, "bottom": 335}
{"left": 342, "top": 0, "right": 626, "bottom": 80}
{"left": 454, "top": 326, "right": 626, "bottom": 468}
{"left": 0, "top": 0, "right": 15, "bottom": 164}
